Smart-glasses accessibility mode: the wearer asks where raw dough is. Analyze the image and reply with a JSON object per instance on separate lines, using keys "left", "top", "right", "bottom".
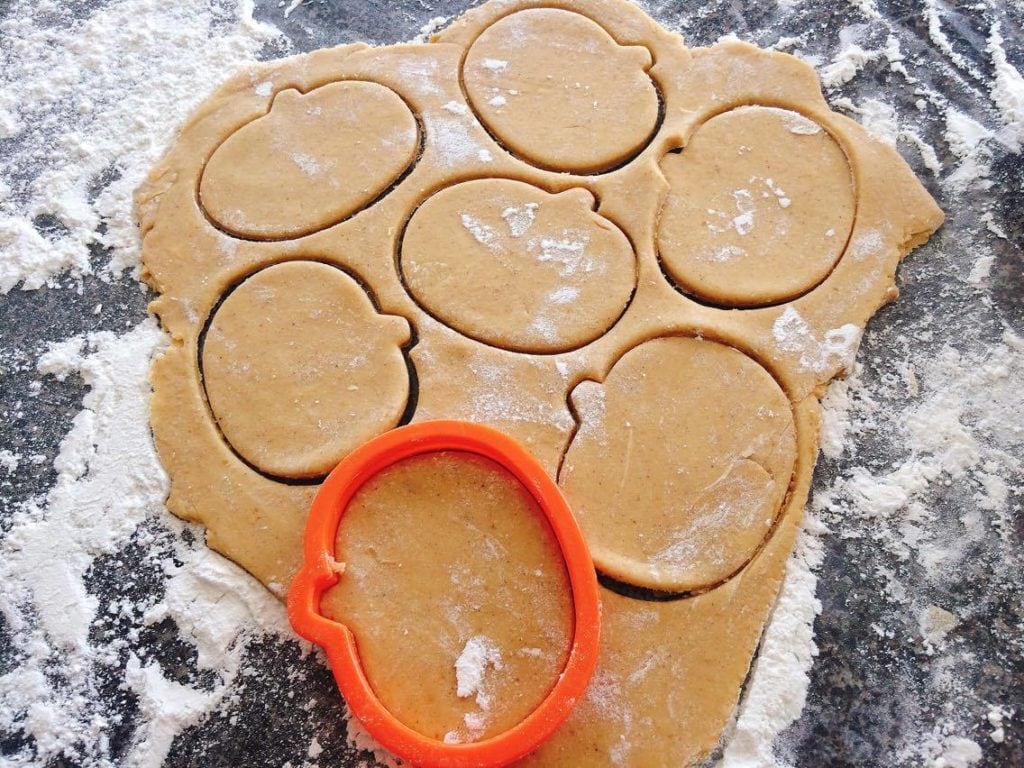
{"left": 462, "top": 8, "right": 660, "bottom": 174}
{"left": 320, "top": 451, "right": 573, "bottom": 743}
{"left": 137, "top": 0, "right": 943, "bottom": 763}
{"left": 658, "top": 105, "right": 856, "bottom": 306}
{"left": 561, "top": 336, "right": 796, "bottom": 593}
{"left": 400, "top": 179, "right": 636, "bottom": 352}
{"left": 200, "top": 261, "right": 412, "bottom": 479}
{"left": 199, "top": 81, "right": 419, "bottom": 239}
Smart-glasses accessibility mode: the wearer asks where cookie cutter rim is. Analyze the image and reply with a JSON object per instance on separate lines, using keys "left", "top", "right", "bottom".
{"left": 287, "top": 420, "right": 602, "bottom": 768}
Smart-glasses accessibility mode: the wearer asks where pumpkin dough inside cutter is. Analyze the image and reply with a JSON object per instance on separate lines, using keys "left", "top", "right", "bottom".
{"left": 657, "top": 105, "right": 856, "bottom": 308}
{"left": 199, "top": 81, "right": 422, "bottom": 241}
{"left": 461, "top": 8, "right": 662, "bottom": 175}
{"left": 559, "top": 335, "right": 798, "bottom": 594}
{"left": 399, "top": 178, "right": 637, "bottom": 354}
{"left": 200, "top": 261, "right": 414, "bottom": 480}
{"left": 320, "top": 450, "right": 574, "bottom": 744}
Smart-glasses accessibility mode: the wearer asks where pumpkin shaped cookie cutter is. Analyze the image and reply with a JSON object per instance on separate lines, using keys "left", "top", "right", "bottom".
{"left": 287, "top": 420, "right": 602, "bottom": 768}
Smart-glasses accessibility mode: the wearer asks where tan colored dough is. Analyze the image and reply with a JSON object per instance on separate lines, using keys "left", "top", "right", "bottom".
{"left": 201, "top": 261, "right": 412, "bottom": 479}
{"left": 321, "top": 451, "right": 573, "bottom": 743}
{"left": 400, "top": 179, "right": 636, "bottom": 353}
{"left": 199, "top": 81, "right": 419, "bottom": 239}
{"left": 137, "top": 0, "right": 944, "bottom": 763}
{"left": 657, "top": 105, "right": 856, "bottom": 306}
{"left": 462, "top": 8, "right": 660, "bottom": 174}
{"left": 560, "top": 335, "right": 796, "bottom": 593}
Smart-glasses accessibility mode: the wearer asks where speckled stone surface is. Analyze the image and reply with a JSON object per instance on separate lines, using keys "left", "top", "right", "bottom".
{"left": 0, "top": 1, "right": 1021, "bottom": 766}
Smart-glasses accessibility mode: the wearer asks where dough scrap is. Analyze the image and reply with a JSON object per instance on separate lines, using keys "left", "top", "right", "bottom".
{"left": 137, "top": 0, "right": 944, "bottom": 763}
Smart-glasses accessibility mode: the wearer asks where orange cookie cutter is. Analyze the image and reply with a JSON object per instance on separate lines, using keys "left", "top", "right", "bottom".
{"left": 287, "top": 420, "right": 601, "bottom": 768}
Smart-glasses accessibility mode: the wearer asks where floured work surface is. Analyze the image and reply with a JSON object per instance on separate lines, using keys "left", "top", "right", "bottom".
{"left": 137, "top": 0, "right": 943, "bottom": 763}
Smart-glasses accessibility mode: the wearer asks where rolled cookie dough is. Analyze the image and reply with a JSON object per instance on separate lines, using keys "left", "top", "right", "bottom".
{"left": 320, "top": 451, "right": 573, "bottom": 744}
{"left": 137, "top": 0, "right": 943, "bottom": 763}
{"left": 201, "top": 261, "right": 412, "bottom": 479}
{"left": 400, "top": 179, "right": 636, "bottom": 353}
{"left": 658, "top": 105, "right": 856, "bottom": 306}
{"left": 561, "top": 335, "right": 797, "bottom": 593}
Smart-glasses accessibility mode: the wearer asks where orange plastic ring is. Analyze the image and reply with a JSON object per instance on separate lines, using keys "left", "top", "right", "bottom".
{"left": 287, "top": 420, "right": 601, "bottom": 768}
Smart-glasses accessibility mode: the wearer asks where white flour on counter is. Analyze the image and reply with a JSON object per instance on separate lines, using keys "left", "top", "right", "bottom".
{"left": 1, "top": 0, "right": 1021, "bottom": 766}
{"left": 0, "top": 0, "right": 279, "bottom": 292}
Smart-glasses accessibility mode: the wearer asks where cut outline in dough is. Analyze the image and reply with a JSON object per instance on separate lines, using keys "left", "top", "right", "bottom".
{"left": 656, "top": 101, "right": 861, "bottom": 309}
{"left": 395, "top": 175, "right": 640, "bottom": 355}
{"left": 556, "top": 330, "right": 799, "bottom": 599}
{"left": 196, "top": 258, "right": 420, "bottom": 485}
{"left": 197, "top": 80, "right": 426, "bottom": 243}
{"left": 456, "top": 7, "right": 666, "bottom": 176}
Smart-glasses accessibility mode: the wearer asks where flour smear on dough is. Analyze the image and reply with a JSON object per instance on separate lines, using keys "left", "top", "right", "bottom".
{"left": 0, "top": 0, "right": 1021, "bottom": 766}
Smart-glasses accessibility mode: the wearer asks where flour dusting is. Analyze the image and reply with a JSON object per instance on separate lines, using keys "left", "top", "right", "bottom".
{"left": 454, "top": 635, "right": 503, "bottom": 705}
{"left": 0, "top": 0, "right": 279, "bottom": 295}
{"left": 501, "top": 202, "right": 537, "bottom": 237}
